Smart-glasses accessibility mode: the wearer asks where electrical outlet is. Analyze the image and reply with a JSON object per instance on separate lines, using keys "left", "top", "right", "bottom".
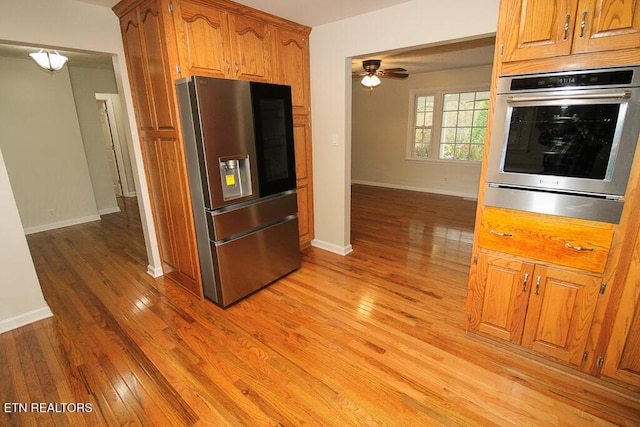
{"left": 48, "top": 209, "right": 56, "bottom": 218}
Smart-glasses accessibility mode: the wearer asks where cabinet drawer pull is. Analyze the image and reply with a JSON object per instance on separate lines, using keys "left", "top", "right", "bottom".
{"left": 565, "top": 243, "right": 595, "bottom": 252}
{"left": 522, "top": 273, "right": 529, "bottom": 292}
{"left": 563, "top": 13, "right": 571, "bottom": 41}
{"left": 489, "top": 230, "right": 513, "bottom": 237}
{"left": 580, "top": 11, "right": 588, "bottom": 38}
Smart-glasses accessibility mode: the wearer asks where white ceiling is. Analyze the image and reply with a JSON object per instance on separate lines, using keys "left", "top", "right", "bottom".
{"left": 73, "top": 0, "right": 414, "bottom": 27}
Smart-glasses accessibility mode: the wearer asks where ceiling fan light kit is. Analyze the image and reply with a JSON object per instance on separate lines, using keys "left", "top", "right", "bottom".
{"left": 361, "top": 74, "right": 381, "bottom": 88}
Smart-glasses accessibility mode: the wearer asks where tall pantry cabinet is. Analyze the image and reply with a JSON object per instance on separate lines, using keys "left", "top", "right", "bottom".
{"left": 113, "top": 0, "right": 314, "bottom": 298}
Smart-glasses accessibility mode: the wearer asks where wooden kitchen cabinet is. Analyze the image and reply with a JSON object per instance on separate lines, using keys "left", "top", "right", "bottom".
{"left": 293, "top": 115, "right": 314, "bottom": 246}
{"left": 478, "top": 207, "right": 614, "bottom": 274}
{"left": 174, "top": 0, "right": 272, "bottom": 82}
{"left": 469, "top": 252, "right": 603, "bottom": 366}
{"left": 114, "top": 0, "right": 314, "bottom": 296}
{"left": 273, "top": 26, "right": 311, "bottom": 115}
{"left": 520, "top": 264, "right": 602, "bottom": 366}
{"left": 500, "top": 0, "right": 640, "bottom": 63}
{"left": 466, "top": 0, "right": 640, "bottom": 392}
{"left": 600, "top": 218, "right": 640, "bottom": 390}
{"left": 118, "top": 0, "right": 202, "bottom": 297}
{"left": 470, "top": 253, "right": 533, "bottom": 344}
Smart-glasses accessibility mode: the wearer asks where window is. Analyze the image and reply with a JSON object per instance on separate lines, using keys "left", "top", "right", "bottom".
{"left": 409, "top": 89, "right": 489, "bottom": 162}
{"left": 412, "top": 95, "right": 435, "bottom": 158}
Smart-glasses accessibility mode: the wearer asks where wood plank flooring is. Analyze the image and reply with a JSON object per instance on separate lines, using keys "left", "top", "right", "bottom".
{"left": 3, "top": 184, "right": 640, "bottom": 425}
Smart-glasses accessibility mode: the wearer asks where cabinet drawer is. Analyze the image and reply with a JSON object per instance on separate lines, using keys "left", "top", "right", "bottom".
{"left": 478, "top": 207, "right": 614, "bottom": 273}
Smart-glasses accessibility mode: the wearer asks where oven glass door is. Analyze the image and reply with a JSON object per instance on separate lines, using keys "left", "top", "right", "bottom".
{"left": 503, "top": 101, "right": 623, "bottom": 180}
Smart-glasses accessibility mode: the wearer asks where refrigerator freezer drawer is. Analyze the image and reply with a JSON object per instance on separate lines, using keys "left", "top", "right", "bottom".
{"left": 212, "top": 216, "right": 300, "bottom": 306}
{"left": 211, "top": 190, "right": 297, "bottom": 241}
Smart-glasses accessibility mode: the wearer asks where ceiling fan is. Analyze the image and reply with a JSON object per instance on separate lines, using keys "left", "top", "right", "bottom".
{"left": 354, "top": 59, "right": 409, "bottom": 89}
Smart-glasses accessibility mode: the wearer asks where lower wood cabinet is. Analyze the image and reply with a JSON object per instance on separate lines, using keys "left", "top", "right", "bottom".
{"left": 600, "top": 225, "right": 640, "bottom": 390}
{"left": 602, "top": 292, "right": 640, "bottom": 389}
{"left": 469, "top": 252, "right": 603, "bottom": 366}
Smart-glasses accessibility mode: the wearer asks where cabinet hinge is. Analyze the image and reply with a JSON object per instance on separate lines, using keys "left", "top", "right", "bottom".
{"left": 175, "top": 64, "right": 181, "bottom": 74}
{"left": 582, "top": 351, "right": 589, "bottom": 363}
{"left": 473, "top": 255, "right": 478, "bottom": 265}
{"left": 168, "top": 2, "right": 173, "bottom": 13}
{"left": 600, "top": 282, "right": 607, "bottom": 295}
{"left": 596, "top": 357, "right": 605, "bottom": 368}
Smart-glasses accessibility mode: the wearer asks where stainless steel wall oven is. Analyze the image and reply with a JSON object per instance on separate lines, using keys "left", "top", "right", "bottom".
{"left": 485, "top": 66, "right": 640, "bottom": 223}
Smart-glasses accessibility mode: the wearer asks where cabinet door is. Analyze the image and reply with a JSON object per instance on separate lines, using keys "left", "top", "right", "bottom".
{"left": 157, "top": 138, "right": 200, "bottom": 295}
{"left": 471, "top": 254, "right": 534, "bottom": 343}
{"left": 139, "top": 0, "right": 177, "bottom": 130}
{"left": 176, "top": 0, "right": 231, "bottom": 77}
{"left": 501, "top": 0, "right": 578, "bottom": 62}
{"left": 293, "top": 116, "right": 314, "bottom": 247}
{"left": 602, "top": 294, "right": 640, "bottom": 387}
{"left": 601, "top": 229, "right": 640, "bottom": 387}
{"left": 227, "top": 14, "right": 271, "bottom": 82}
{"left": 273, "top": 26, "right": 310, "bottom": 115}
{"left": 572, "top": 0, "right": 640, "bottom": 54}
{"left": 522, "top": 265, "right": 601, "bottom": 365}
{"left": 141, "top": 137, "right": 177, "bottom": 270}
{"left": 120, "top": 7, "right": 154, "bottom": 131}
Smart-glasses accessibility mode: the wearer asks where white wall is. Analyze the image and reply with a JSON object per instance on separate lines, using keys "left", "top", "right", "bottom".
{"left": 68, "top": 64, "right": 124, "bottom": 214}
{"left": 0, "top": 56, "right": 101, "bottom": 232}
{"left": 309, "top": 0, "right": 500, "bottom": 254}
{"left": 0, "top": 147, "right": 53, "bottom": 333}
{"left": 0, "top": 0, "right": 161, "bottom": 331}
{"left": 352, "top": 65, "right": 493, "bottom": 199}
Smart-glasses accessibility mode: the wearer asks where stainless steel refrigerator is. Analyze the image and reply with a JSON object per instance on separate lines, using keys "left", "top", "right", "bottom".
{"left": 176, "top": 76, "right": 300, "bottom": 307}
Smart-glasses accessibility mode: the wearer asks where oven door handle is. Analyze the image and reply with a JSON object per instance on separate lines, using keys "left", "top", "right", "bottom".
{"left": 507, "top": 91, "right": 631, "bottom": 103}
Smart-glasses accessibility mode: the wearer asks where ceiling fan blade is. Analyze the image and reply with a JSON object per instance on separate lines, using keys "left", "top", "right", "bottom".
{"left": 352, "top": 71, "right": 368, "bottom": 78}
{"left": 379, "top": 71, "right": 409, "bottom": 79}
{"left": 381, "top": 67, "right": 407, "bottom": 72}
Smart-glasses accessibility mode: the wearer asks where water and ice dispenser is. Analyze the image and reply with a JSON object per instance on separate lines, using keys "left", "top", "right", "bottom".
{"left": 219, "top": 156, "right": 252, "bottom": 201}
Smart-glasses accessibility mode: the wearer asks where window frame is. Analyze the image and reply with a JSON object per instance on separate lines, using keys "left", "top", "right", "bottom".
{"left": 406, "top": 85, "right": 489, "bottom": 166}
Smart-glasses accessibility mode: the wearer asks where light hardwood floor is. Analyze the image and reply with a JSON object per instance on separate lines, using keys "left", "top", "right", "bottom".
{"left": 3, "top": 184, "right": 639, "bottom": 425}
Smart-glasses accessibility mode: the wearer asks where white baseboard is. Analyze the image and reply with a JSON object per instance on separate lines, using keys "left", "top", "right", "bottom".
{"left": 99, "top": 206, "right": 121, "bottom": 215}
{"left": 147, "top": 264, "right": 164, "bottom": 278}
{"left": 351, "top": 180, "right": 478, "bottom": 200}
{"left": 24, "top": 214, "right": 102, "bottom": 235}
{"left": 311, "top": 239, "right": 353, "bottom": 256}
{"left": 0, "top": 306, "right": 53, "bottom": 334}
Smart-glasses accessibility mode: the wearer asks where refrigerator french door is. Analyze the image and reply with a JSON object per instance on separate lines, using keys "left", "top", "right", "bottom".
{"left": 176, "top": 76, "right": 300, "bottom": 307}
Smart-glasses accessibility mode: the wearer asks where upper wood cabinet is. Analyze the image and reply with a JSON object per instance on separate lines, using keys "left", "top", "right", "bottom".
{"left": 273, "top": 26, "right": 310, "bottom": 115}
{"left": 572, "top": 0, "right": 640, "bottom": 53}
{"left": 174, "top": 0, "right": 272, "bottom": 82}
{"left": 120, "top": 0, "right": 177, "bottom": 131}
{"left": 500, "top": 0, "right": 640, "bottom": 63}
